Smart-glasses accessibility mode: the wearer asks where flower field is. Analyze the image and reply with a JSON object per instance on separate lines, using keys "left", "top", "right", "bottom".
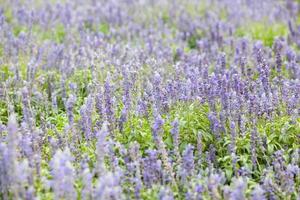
{"left": 0, "top": 0, "right": 299, "bottom": 199}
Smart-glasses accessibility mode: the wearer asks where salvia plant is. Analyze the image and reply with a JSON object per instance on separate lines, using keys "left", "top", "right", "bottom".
{"left": 0, "top": 0, "right": 299, "bottom": 199}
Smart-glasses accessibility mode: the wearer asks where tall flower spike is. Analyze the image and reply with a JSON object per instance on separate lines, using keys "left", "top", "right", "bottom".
{"left": 80, "top": 95, "right": 94, "bottom": 140}
{"left": 229, "top": 177, "right": 247, "bottom": 200}
{"left": 21, "top": 87, "right": 33, "bottom": 127}
{"left": 96, "top": 88, "right": 104, "bottom": 125}
{"left": 95, "top": 170, "right": 124, "bottom": 200}
{"left": 81, "top": 162, "right": 93, "bottom": 200}
{"left": 230, "top": 121, "right": 237, "bottom": 175}
{"left": 118, "top": 107, "right": 127, "bottom": 133}
{"left": 171, "top": 118, "right": 181, "bottom": 168}
{"left": 66, "top": 94, "right": 76, "bottom": 125}
{"left": 208, "top": 111, "right": 220, "bottom": 140}
{"left": 107, "top": 140, "right": 119, "bottom": 171}
{"left": 251, "top": 185, "right": 266, "bottom": 200}
{"left": 50, "top": 148, "right": 76, "bottom": 200}
{"left": 104, "top": 75, "right": 115, "bottom": 130}
{"left": 197, "top": 132, "right": 203, "bottom": 169}
{"left": 207, "top": 172, "right": 225, "bottom": 200}
{"left": 152, "top": 115, "right": 174, "bottom": 183}
{"left": 0, "top": 114, "right": 20, "bottom": 198}
{"left": 129, "top": 142, "right": 142, "bottom": 199}
{"left": 273, "top": 38, "right": 283, "bottom": 74}
{"left": 250, "top": 127, "right": 258, "bottom": 169}
{"left": 96, "top": 121, "right": 109, "bottom": 176}
{"left": 158, "top": 186, "right": 174, "bottom": 200}
{"left": 142, "top": 150, "right": 162, "bottom": 187}
{"left": 181, "top": 144, "right": 195, "bottom": 182}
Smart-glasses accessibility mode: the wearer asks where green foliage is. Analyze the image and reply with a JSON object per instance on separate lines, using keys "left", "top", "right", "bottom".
{"left": 0, "top": 63, "right": 298, "bottom": 198}
{"left": 47, "top": 113, "right": 69, "bottom": 131}
{"left": 54, "top": 24, "right": 66, "bottom": 43}
{"left": 187, "top": 35, "right": 198, "bottom": 49}
{"left": 13, "top": 26, "right": 27, "bottom": 37}
{"left": 0, "top": 65, "right": 14, "bottom": 80}
{"left": 0, "top": 45, "right": 3, "bottom": 58}
{"left": 117, "top": 101, "right": 210, "bottom": 153}
{"left": 258, "top": 116, "right": 300, "bottom": 154}
{"left": 82, "top": 22, "right": 110, "bottom": 35}
{"left": 99, "top": 23, "right": 110, "bottom": 35}
{"left": 235, "top": 22, "right": 288, "bottom": 47}
{"left": 118, "top": 115, "right": 154, "bottom": 151}
{"left": 161, "top": 11, "right": 170, "bottom": 24}
{"left": 186, "top": 29, "right": 205, "bottom": 50}
{"left": 37, "top": 24, "right": 66, "bottom": 43}
{"left": 169, "top": 102, "right": 210, "bottom": 150}
{"left": 68, "top": 69, "right": 93, "bottom": 107}
{"left": 3, "top": 8, "right": 13, "bottom": 24}
{"left": 0, "top": 100, "right": 8, "bottom": 124}
{"left": 0, "top": 1, "right": 298, "bottom": 199}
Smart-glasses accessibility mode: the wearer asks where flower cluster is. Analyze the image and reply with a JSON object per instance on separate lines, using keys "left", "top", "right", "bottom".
{"left": 0, "top": 0, "right": 299, "bottom": 199}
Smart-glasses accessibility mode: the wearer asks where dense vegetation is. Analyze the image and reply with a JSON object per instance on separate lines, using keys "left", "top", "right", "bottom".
{"left": 0, "top": 0, "right": 299, "bottom": 199}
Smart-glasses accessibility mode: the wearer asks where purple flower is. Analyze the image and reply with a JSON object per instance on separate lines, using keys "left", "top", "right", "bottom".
{"left": 96, "top": 121, "right": 109, "bottom": 175}
{"left": 207, "top": 172, "right": 225, "bottom": 200}
{"left": 208, "top": 112, "right": 220, "bottom": 139}
{"left": 195, "top": 184, "right": 204, "bottom": 200}
{"left": 151, "top": 115, "right": 174, "bottom": 182}
{"left": 181, "top": 144, "right": 195, "bottom": 180}
{"left": 104, "top": 76, "right": 115, "bottom": 128}
{"left": 81, "top": 163, "right": 93, "bottom": 200}
{"left": 229, "top": 178, "right": 247, "bottom": 200}
{"left": 21, "top": 87, "right": 33, "bottom": 127}
{"left": 80, "top": 95, "right": 94, "bottom": 140}
{"left": 66, "top": 94, "right": 76, "bottom": 125}
{"left": 273, "top": 38, "right": 283, "bottom": 73}
{"left": 143, "top": 150, "right": 162, "bottom": 187}
{"left": 171, "top": 118, "right": 181, "bottom": 166}
{"left": 118, "top": 107, "right": 127, "bottom": 133}
{"left": 50, "top": 148, "right": 76, "bottom": 200}
{"left": 250, "top": 128, "right": 258, "bottom": 169}
{"left": 152, "top": 115, "right": 164, "bottom": 142}
{"left": 159, "top": 187, "right": 174, "bottom": 200}
{"left": 229, "top": 121, "right": 237, "bottom": 175}
{"left": 197, "top": 132, "right": 203, "bottom": 169}
{"left": 0, "top": 114, "right": 23, "bottom": 198}
{"left": 95, "top": 170, "right": 124, "bottom": 200}
{"left": 251, "top": 185, "right": 266, "bottom": 200}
